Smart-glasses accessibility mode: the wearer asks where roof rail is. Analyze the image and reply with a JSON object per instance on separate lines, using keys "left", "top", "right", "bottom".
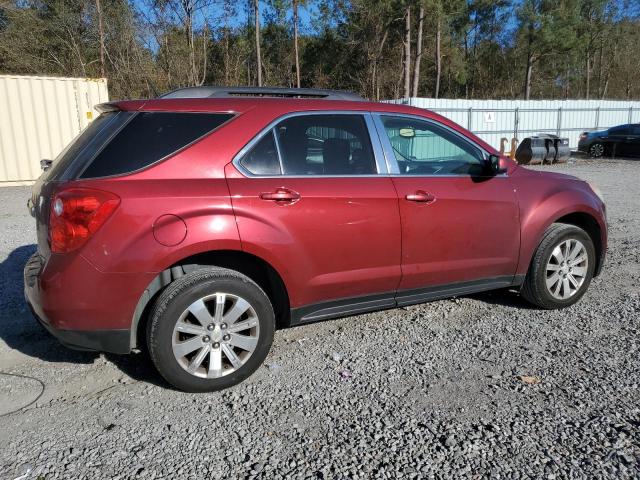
{"left": 160, "top": 86, "right": 364, "bottom": 101}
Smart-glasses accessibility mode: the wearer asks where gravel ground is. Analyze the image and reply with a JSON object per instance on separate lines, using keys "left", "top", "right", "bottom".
{"left": 0, "top": 158, "right": 638, "bottom": 479}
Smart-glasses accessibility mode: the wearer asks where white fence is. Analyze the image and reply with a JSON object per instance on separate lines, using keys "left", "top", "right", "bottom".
{"left": 386, "top": 98, "right": 640, "bottom": 151}
{"left": 0, "top": 75, "right": 109, "bottom": 186}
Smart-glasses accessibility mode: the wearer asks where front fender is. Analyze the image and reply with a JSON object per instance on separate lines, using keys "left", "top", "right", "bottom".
{"left": 514, "top": 175, "right": 606, "bottom": 276}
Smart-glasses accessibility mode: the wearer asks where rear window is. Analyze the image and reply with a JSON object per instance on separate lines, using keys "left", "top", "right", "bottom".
{"left": 46, "top": 112, "right": 129, "bottom": 181}
{"left": 80, "top": 112, "right": 232, "bottom": 178}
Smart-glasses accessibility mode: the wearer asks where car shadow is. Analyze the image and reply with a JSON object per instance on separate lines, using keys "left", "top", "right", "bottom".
{"left": 103, "top": 351, "right": 172, "bottom": 389}
{"left": 467, "top": 287, "right": 536, "bottom": 310}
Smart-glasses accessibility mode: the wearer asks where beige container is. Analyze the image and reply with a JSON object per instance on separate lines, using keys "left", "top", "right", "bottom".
{"left": 0, "top": 74, "right": 109, "bottom": 186}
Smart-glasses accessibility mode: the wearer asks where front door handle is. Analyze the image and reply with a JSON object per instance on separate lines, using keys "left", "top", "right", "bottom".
{"left": 405, "top": 191, "right": 436, "bottom": 203}
{"left": 260, "top": 188, "right": 301, "bottom": 203}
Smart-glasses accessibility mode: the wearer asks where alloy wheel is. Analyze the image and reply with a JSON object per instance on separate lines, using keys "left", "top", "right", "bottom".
{"left": 589, "top": 143, "right": 604, "bottom": 157}
{"left": 171, "top": 293, "right": 260, "bottom": 378}
{"left": 545, "top": 239, "right": 589, "bottom": 300}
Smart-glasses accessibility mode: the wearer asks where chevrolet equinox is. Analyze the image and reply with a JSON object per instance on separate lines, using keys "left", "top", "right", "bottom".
{"left": 24, "top": 87, "right": 607, "bottom": 392}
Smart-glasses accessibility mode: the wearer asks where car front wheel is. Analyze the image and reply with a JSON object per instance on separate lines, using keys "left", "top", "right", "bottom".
{"left": 147, "top": 267, "right": 275, "bottom": 392}
{"left": 521, "top": 223, "right": 596, "bottom": 309}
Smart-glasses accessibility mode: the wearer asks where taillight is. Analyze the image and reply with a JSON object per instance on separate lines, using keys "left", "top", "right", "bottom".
{"left": 579, "top": 133, "right": 587, "bottom": 139}
{"left": 49, "top": 188, "right": 120, "bottom": 253}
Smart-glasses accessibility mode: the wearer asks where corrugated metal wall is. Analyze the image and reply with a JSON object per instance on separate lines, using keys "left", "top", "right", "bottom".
{"left": 386, "top": 98, "right": 640, "bottom": 151}
{"left": 0, "top": 75, "right": 109, "bottom": 186}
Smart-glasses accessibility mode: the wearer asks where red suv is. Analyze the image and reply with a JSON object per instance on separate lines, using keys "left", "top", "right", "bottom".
{"left": 24, "top": 87, "right": 607, "bottom": 392}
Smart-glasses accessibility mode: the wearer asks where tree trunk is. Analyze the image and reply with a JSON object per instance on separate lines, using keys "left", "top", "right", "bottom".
{"left": 411, "top": 5, "right": 424, "bottom": 98}
{"left": 293, "top": 0, "right": 300, "bottom": 88}
{"left": 434, "top": 15, "right": 441, "bottom": 99}
{"left": 524, "top": 52, "right": 533, "bottom": 100}
{"left": 403, "top": 6, "right": 411, "bottom": 98}
{"left": 585, "top": 56, "right": 591, "bottom": 100}
{"left": 223, "top": 2, "right": 230, "bottom": 85}
{"left": 254, "top": 0, "right": 262, "bottom": 86}
{"left": 95, "top": 0, "right": 105, "bottom": 78}
{"left": 523, "top": 22, "right": 535, "bottom": 100}
{"left": 182, "top": 0, "right": 197, "bottom": 86}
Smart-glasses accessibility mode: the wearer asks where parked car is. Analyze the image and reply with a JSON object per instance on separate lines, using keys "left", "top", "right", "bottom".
{"left": 578, "top": 123, "right": 640, "bottom": 158}
{"left": 24, "top": 87, "right": 607, "bottom": 392}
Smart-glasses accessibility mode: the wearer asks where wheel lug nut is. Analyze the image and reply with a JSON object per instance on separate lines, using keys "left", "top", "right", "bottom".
{"left": 221, "top": 323, "right": 227, "bottom": 329}
{"left": 213, "top": 342, "right": 220, "bottom": 349}
{"left": 202, "top": 335, "right": 210, "bottom": 342}
{"left": 207, "top": 324, "right": 214, "bottom": 331}
{"left": 223, "top": 334, "right": 230, "bottom": 341}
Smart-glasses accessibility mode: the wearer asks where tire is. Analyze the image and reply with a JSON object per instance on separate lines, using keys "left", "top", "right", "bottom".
{"left": 521, "top": 223, "right": 596, "bottom": 309}
{"left": 589, "top": 142, "right": 605, "bottom": 158}
{"left": 147, "top": 267, "right": 275, "bottom": 392}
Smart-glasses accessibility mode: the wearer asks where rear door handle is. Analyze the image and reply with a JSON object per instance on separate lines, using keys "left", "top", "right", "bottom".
{"left": 260, "top": 188, "right": 301, "bottom": 203}
{"left": 405, "top": 191, "right": 436, "bottom": 203}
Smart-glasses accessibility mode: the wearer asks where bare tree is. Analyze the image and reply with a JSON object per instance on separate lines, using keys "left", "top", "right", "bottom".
{"left": 95, "top": 0, "right": 105, "bottom": 78}
{"left": 434, "top": 14, "right": 441, "bottom": 98}
{"left": 403, "top": 5, "right": 411, "bottom": 98}
{"left": 254, "top": 0, "right": 262, "bottom": 86}
{"left": 411, "top": 4, "right": 424, "bottom": 97}
{"left": 293, "top": 0, "right": 301, "bottom": 88}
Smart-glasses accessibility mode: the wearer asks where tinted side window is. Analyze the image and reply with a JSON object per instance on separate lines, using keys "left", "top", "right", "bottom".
{"left": 80, "top": 112, "right": 232, "bottom": 178}
{"left": 275, "top": 114, "right": 377, "bottom": 175}
{"left": 609, "top": 127, "right": 631, "bottom": 135}
{"left": 239, "top": 131, "right": 281, "bottom": 175}
{"left": 381, "top": 116, "right": 485, "bottom": 176}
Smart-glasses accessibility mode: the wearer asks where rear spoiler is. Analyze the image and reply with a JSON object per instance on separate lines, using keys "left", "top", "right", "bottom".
{"left": 96, "top": 102, "right": 121, "bottom": 113}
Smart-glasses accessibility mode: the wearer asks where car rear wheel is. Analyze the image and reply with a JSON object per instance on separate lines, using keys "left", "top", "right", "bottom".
{"left": 521, "top": 223, "right": 596, "bottom": 309}
{"left": 589, "top": 142, "right": 605, "bottom": 158}
{"left": 147, "top": 267, "right": 275, "bottom": 392}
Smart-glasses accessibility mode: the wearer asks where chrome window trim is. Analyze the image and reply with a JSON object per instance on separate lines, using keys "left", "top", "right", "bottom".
{"left": 371, "top": 114, "right": 400, "bottom": 174}
{"left": 364, "top": 113, "right": 390, "bottom": 174}
{"left": 233, "top": 110, "right": 389, "bottom": 177}
{"left": 372, "top": 112, "right": 509, "bottom": 178}
{"left": 271, "top": 128, "right": 285, "bottom": 174}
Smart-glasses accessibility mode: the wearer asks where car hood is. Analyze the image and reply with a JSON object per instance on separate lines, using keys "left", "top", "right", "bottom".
{"left": 590, "top": 130, "right": 607, "bottom": 137}
{"left": 514, "top": 167, "right": 582, "bottom": 183}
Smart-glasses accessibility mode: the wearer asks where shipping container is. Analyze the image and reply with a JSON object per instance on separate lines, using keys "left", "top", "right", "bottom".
{"left": 0, "top": 74, "right": 109, "bottom": 186}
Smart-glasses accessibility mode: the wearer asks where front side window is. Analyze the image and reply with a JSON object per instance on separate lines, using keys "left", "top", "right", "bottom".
{"left": 239, "top": 114, "right": 377, "bottom": 176}
{"left": 381, "top": 116, "right": 486, "bottom": 176}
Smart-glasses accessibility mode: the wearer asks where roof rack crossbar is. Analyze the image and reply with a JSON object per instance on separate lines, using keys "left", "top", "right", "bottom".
{"left": 160, "top": 86, "right": 363, "bottom": 101}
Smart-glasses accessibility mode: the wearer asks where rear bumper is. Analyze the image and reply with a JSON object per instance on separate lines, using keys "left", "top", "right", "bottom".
{"left": 23, "top": 252, "right": 137, "bottom": 354}
{"left": 28, "top": 302, "right": 130, "bottom": 353}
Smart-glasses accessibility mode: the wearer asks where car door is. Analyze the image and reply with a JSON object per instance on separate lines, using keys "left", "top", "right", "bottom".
{"left": 373, "top": 113, "right": 520, "bottom": 303}
{"left": 628, "top": 126, "right": 640, "bottom": 157}
{"left": 607, "top": 126, "right": 634, "bottom": 157}
{"left": 225, "top": 112, "right": 402, "bottom": 320}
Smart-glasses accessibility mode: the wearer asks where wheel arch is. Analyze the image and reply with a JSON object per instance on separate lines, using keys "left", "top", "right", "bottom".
{"left": 129, "top": 249, "right": 290, "bottom": 350}
{"left": 519, "top": 208, "right": 605, "bottom": 283}
{"left": 552, "top": 211, "right": 604, "bottom": 276}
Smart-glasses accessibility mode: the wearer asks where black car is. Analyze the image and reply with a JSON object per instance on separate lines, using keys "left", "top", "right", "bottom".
{"left": 578, "top": 123, "right": 640, "bottom": 158}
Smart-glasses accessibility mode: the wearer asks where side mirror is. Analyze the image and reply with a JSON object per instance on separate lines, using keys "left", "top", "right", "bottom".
{"left": 488, "top": 154, "right": 507, "bottom": 175}
{"left": 40, "top": 159, "right": 53, "bottom": 171}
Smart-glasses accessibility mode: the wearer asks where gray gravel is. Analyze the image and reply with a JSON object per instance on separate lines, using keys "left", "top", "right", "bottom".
{"left": 1, "top": 158, "right": 639, "bottom": 479}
